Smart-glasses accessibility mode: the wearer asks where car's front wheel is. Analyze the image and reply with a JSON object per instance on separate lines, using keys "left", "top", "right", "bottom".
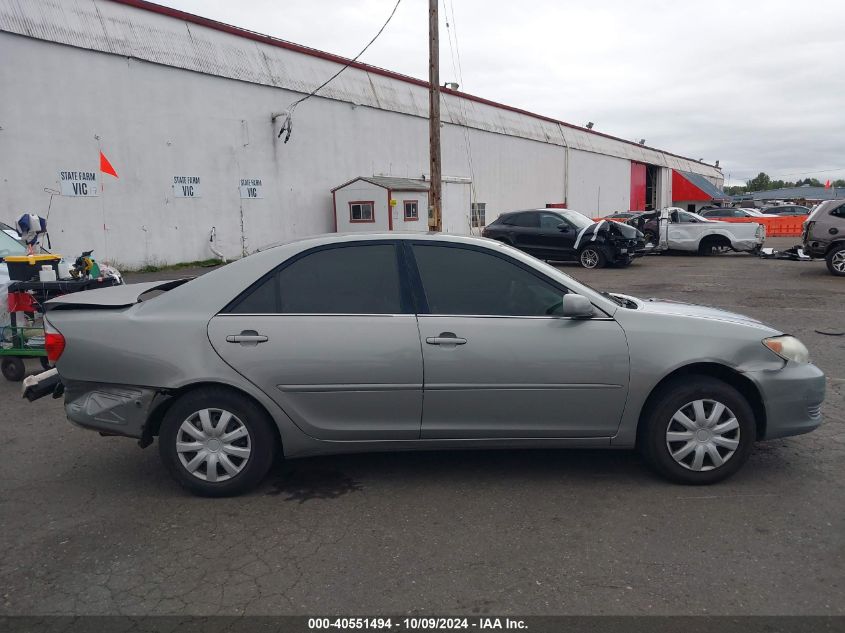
{"left": 158, "top": 388, "right": 277, "bottom": 496}
{"left": 640, "top": 376, "right": 755, "bottom": 484}
{"left": 578, "top": 245, "right": 607, "bottom": 269}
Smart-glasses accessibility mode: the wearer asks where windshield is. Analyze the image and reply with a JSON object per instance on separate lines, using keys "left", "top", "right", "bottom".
{"left": 555, "top": 210, "right": 594, "bottom": 230}
{"left": 0, "top": 226, "right": 26, "bottom": 259}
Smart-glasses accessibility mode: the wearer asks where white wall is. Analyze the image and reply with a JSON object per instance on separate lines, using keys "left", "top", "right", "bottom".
{"left": 567, "top": 151, "right": 631, "bottom": 216}
{"left": 441, "top": 182, "right": 473, "bottom": 234}
{"left": 0, "top": 10, "right": 724, "bottom": 266}
{"left": 333, "top": 181, "right": 390, "bottom": 233}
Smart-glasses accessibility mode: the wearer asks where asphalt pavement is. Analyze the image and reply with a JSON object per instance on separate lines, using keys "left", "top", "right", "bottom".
{"left": 1, "top": 238, "right": 842, "bottom": 616}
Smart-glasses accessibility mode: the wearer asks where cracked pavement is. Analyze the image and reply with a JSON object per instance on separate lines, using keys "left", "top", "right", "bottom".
{"left": 0, "top": 238, "right": 842, "bottom": 616}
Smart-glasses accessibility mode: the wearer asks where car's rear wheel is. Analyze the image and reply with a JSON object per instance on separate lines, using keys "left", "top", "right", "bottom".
{"left": 640, "top": 376, "right": 755, "bottom": 484}
{"left": 578, "top": 245, "right": 607, "bottom": 269}
{"left": 698, "top": 236, "right": 731, "bottom": 256}
{"left": 158, "top": 388, "right": 277, "bottom": 496}
{"left": 826, "top": 244, "right": 845, "bottom": 276}
{"left": 1, "top": 357, "right": 26, "bottom": 382}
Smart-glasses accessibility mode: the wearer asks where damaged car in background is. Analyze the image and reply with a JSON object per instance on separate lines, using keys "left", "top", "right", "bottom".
{"left": 23, "top": 233, "right": 824, "bottom": 497}
{"left": 802, "top": 199, "right": 845, "bottom": 276}
{"left": 481, "top": 208, "right": 645, "bottom": 268}
{"left": 628, "top": 207, "right": 765, "bottom": 255}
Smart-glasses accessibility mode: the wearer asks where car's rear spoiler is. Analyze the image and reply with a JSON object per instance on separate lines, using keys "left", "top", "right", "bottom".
{"left": 45, "top": 278, "right": 193, "bottom": 311}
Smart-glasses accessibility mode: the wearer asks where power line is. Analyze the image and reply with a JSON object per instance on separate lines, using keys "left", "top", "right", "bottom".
{"left": 442, "top": 0, "right": 479, "bottom": 233}
{"left": 448, "top": 0, "right": 465, "bottom": 87}
{"left": 277, "top": 0, "right": 402, "bottom": 142}
{"left": 764, "top": 167, "right": 845, "bottom": 179}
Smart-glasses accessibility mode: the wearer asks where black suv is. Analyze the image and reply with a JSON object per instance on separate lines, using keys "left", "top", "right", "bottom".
{"left": 482, "top": 209, "right": 645, "bottom": 269}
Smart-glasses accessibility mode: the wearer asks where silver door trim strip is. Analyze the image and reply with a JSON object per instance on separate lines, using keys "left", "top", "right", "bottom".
{"left": 217, "top": 313, "right": 412, "bottom": 317}
{"left": 425, "top": 383, "right": 623, "bottom": 390}
{"left": 278, "top": 383, "right": 422, "bottom": 393}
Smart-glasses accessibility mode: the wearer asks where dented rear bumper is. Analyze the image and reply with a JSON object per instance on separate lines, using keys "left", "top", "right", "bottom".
{"left": 63, "top": 380, "right": 160, "bottom": 439}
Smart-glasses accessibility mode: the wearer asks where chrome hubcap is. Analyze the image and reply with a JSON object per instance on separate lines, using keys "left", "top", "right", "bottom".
{"left": 581, "top": 249, "right": 599, "bottom": 268}
{"left": 176, "top": 408, "right": 251, "bottom": 482}
{"left": 665, "top": 399, "right": 740, "bottom": 471}
{"left": 832, "top": 251, "right": 845, "bottom": 273}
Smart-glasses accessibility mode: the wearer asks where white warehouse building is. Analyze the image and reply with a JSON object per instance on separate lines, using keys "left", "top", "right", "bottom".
{"left": 0, "top": 0, "right": 724, "bottom": 267}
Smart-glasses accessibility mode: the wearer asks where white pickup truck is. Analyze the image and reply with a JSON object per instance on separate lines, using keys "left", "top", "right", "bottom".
{"left": 631, "top": 207, "right": 765, "bottom": 255}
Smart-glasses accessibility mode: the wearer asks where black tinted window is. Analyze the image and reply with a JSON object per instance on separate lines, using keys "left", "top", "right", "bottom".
{"left": 412, "top": 245, "right": 566, "bottom": 316}
{"left": 230, "top": 245, "right": 402, "bottom": 314}
{"left": 508, "top": 213, "right": 539, "bottom": 228}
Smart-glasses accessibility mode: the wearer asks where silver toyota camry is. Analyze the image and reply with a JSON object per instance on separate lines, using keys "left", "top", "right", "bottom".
{"left": 40, "top": 233, "right": 825, "bottom": 496}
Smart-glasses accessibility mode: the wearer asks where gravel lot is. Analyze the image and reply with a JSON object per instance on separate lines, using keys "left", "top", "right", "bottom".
{"left": 1, "top": 237, "right": 842, "bottom": 616}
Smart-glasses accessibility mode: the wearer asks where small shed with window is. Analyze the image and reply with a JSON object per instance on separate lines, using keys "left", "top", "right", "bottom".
{"left": 332, "top": 176, "right": 430, "bottom": 233}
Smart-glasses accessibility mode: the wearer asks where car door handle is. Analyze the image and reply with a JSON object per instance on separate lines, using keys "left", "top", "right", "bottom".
{"left": 425, "top": 332, "right": 467, "bottom": 346}
{"left": 226, "top": 331, "right": 268, "bottom": 345}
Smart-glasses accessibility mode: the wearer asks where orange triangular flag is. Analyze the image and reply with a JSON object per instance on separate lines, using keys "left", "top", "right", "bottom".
{"left": 100, "top": 151, "right": 119, "bottom": 178}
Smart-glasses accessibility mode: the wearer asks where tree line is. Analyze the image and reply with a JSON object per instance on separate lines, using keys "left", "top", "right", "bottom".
{"left": 725, "top": 172, "right": 845, "bottom": 195}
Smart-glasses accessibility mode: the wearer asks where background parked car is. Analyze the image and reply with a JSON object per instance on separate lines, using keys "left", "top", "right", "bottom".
{"left": 482, "top": 209, "right": 644, "bottom": 268}
{"left": 628, "top": 208, "right": 765, "bottom": 255}
{"left": 1, "top": 221, "right": 23, "bottom": 244}
{"left": 762, "top": 205, "right": 810, "bottom": 216}
{"left": 700, "top": 208, "right": 777, "bottom": 219}
{"left": 803, "top": 200, "right": 845, "bottom": 276}
{"left": 603, "top": 211, "right": 639, "bottom": 221}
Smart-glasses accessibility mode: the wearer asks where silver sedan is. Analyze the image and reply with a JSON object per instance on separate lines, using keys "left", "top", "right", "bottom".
{"left": 41, "top": 233, "right": 825, "bottom": 496}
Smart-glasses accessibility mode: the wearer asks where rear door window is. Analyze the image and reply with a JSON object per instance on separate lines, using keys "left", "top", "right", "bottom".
{"left": 509, "top": 213, "right": 539, "bottom": 228}
{"left": 228, "top": 244, "right": 403, "bottom": 314}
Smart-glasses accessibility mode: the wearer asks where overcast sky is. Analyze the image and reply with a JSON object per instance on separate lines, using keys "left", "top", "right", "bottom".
{"left": 161, "top": 0, "right": 845, "bottom": 186}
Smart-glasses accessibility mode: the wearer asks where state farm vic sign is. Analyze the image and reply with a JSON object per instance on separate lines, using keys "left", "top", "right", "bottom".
{"left": 59, "top": 170, "right": 99, "bottom": 196}
{"left": 173, "top": 176, "right": 201, "bottom": 198}
{"left": 239, "top": 178, "right": 264, "bottom": 199}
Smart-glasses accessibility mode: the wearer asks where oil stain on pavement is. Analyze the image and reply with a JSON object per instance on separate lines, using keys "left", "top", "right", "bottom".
{"left": 267, "top": 468, "right": 364, "bottom": 503}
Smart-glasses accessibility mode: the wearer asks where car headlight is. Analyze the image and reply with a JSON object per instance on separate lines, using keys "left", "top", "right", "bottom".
{"left": 763, "top": 335, "right": 809, "bottom": 364}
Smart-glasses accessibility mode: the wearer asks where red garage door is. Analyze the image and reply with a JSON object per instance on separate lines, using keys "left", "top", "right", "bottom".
{"left": 630, "top": 162, "right": 646, "bottom": 211}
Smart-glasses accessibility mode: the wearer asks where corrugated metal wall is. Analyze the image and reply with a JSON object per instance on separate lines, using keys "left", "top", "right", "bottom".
{"left": 0, "top": 0, "right": 724, "bottom": 266}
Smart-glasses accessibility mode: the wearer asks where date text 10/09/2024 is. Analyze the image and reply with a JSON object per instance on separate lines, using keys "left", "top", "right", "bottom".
{"left": 308, "top": 618, "right": 528, "bottom": 630}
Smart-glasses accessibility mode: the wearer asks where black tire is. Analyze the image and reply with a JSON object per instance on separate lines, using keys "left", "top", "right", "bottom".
{"left": 578, "top": 244, "right": 607, "bottom": 269}
{"left": 825, "top": 243, "right": 845, "bottom": 276}
{"left": 1, "top": 357, "right": 26, "bottom": 382}
{"left": 698, "top": 237, "right": 731, "bottom": 256}
{"left": 158, "top": 387, "right": 277, "bottom": 497}
{"left": 639, "top": 376, "right": 756, "bottom": 485}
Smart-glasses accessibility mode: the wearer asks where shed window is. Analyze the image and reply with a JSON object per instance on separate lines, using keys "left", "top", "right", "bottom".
{"left": 471, "top": 202, "right": 487, "bottom": 227}
{"left": 404, "top": 200, "right": 419, "bottom": 221}
{"left": 349, "top": 201, "right": 375, "bottom": 223}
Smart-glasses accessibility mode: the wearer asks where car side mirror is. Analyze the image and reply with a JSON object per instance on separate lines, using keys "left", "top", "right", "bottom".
{"left": 561, "top": 294, "right": 593, "bottom": 318}
{"left": 557, "top": 223, "right": 569, "bottom": 232}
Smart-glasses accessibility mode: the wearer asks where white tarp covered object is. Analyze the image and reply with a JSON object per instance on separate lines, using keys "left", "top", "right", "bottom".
{"left": 0, "top": 263, "right": 11, "bottom": 333}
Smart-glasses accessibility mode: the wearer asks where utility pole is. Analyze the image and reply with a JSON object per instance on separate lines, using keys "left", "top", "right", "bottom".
{"left": 428, "top": 0, "right": 442, "bottom": 231}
